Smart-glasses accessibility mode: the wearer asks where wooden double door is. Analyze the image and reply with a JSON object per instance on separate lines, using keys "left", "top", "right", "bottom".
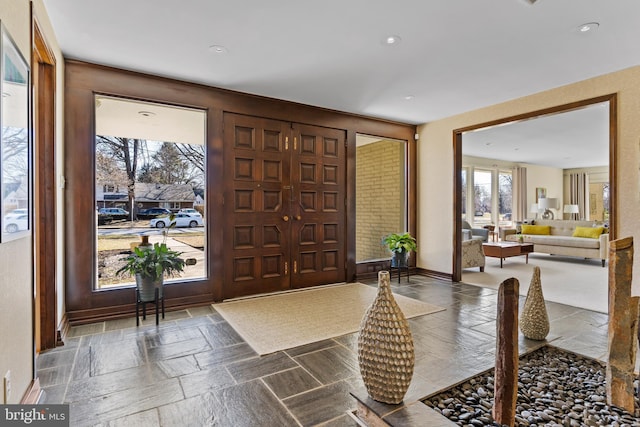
{"left": 223, "top": 113, "right": 347, "bottom": 299}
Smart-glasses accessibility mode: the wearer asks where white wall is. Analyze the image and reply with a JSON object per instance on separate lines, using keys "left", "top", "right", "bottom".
{"left": 418, "top": 65, "right": 640, "bottom": 292}
{"left": 0, "top": 0, "right": 64, "bottom": 403}
{"left": 527, "top": 164, "right": 564, "bottom": 217}
{"left": 0, "top": 0, "right": 35, "bottom": 403}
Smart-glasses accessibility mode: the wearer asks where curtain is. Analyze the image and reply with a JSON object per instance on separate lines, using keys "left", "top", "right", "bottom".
{"left": 570, "top": 173, "right": 589, "bottom": 220}
{"left": 512, "top": 167, "right": 527, "bottom": 222}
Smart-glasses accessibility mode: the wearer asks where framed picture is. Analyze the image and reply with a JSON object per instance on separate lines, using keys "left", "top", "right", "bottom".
{"left": 535, "top": 187, "right": 547, "bottom": 203}
{"left": 1, "top": 23, "right": 31, "bottom": 242}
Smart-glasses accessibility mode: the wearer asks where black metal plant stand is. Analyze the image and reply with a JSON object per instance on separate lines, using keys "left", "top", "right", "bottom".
{"left": 390, "top": 252, "right": 410, "bottom": 283}
{"left": 136, "top": 287, "right": 164, "bottom": 326}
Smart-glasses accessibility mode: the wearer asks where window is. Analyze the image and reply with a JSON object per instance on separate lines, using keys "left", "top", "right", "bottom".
{"left": 498, "top": 171, "right": 513, "bottom": 227}
{"left": 461, "top": 169, "right": 467, "bottom": 220}
{"left": 94, "top": 96, "right": 207, "bottom": 290}
{"left": 355, "top": 134, "right": 407, "bottom": 262}
{"left": 473, "top": 170, "right": 492, "bottom": 226}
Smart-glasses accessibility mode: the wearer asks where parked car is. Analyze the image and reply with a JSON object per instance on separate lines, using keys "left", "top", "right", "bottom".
{"left": 503, "top": 212, "right": 512, "bottom": 220}
{"left": 178, "top": 208, "right": 202, "bottom": 217}
{"left": 137, "top": 207, "right": 171, "bottom": 219}
{"left": 4, "top": 208, "right": 28, "bottom": 220}
{"left": 150, "top": 213, "right": 203, "bottom": 228}
{"left": 4, "top": 214, "right": 28, "bottom": 233}
{"left": 98, "top": 207, "right": 129, "bottom": 220}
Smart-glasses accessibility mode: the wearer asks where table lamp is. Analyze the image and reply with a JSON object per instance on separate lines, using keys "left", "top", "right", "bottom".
{"left": 538, "top": 198, "right": 557, "bottom": 220}
{"left": 563, "top": 204, "right": 579, "bottom": 220}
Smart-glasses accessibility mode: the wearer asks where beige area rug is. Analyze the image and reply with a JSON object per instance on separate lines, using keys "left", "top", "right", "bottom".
{"left": 462, "top": 253, "right": 608, "bottom": 314}
{"left": 213, "top": 283, "right": 445, "bottom": 355}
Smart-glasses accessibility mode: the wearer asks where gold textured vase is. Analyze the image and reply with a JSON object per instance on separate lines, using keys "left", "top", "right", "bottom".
{"left": 357, "top": 270, "right": 414, "bottom": 404}
{"left": 519, "top": 266, "right": 550, "bottom": 340}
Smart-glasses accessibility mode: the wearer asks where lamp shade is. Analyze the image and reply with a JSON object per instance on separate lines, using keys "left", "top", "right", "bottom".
{"left": 563, "top": 204, "right": 579, "bottom": 214}
{"left": 538, "top": 198, "right": 557, "bottom": 210}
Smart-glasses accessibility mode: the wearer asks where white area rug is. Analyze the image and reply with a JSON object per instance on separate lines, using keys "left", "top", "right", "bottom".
{"left": 462, "top": 253, "right": 608, "bottom": 313}
{"left": 213, "top": 283, "right": 445, "bottom": 355}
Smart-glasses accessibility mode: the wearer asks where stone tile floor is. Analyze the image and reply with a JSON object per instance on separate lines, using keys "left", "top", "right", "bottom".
{"left": 36, "top": 274, "right": 610, "bottom": 426}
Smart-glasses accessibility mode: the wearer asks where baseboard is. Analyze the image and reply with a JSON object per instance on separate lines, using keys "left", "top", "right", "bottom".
{"left": 56, "top": 314, "right": 69, "bottom": 346}
{"left": 66, "top": 293, "right": 216, "bottom": 325}
{"left": 20, "top": 378, "right": 43, "bottom": 404}
{"left": 414, "top": 267, "right": 453, "bottom": 281}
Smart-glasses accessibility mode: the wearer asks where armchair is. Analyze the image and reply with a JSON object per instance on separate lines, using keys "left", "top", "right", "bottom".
{"left": 462, "top": 220, "right": 489, "bottom": 242}
{"left": 462, "top": 238, "right": 485, "bottom": 272}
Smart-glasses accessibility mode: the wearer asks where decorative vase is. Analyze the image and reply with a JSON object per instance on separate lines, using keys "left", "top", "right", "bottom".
{"left": 519, "top": 266, "right": 550, "bottom": 340}
{"left": 135, "top": 273, "right": 163, "bottom": 302}
{"left": 357, "top": 270, "right": 414, "bottom": 404}
{"left": 391, "top": 250, "right": 408, "bottom": 268}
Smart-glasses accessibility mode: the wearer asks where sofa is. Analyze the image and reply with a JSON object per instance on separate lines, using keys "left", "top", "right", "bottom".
{"left": 502, "top": 219, "right": 608, "bottom": 267}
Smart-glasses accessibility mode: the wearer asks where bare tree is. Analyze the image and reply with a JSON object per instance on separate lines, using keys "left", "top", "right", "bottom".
{"left": 95, "top": 136, "right": 147, "bottom": 220}
{"left": 1, "top": 127, "right": 28, "bottom": 181}
{"left": 173, "top": 143, "right": 205, "bottom": 173}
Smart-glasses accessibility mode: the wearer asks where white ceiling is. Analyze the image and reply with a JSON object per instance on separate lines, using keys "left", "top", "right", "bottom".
{"left": 42, "top": 0, "right": 640, "bottom": 126}
{"left": 95, "top": 96, "right": 206, "bottom": 146}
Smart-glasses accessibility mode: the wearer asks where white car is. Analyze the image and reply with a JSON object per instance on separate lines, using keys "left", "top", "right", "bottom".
{"left": 4, "top": 214, "right": 28, "bottom": 233}
{"left": 4, "top": 208, "right": 28, "bottom": 220}
{"left": 178, "top": 208, "right": 202, "bottom": 217}
{"left": 150, "top": 213, "right": 203, "bottom": 228}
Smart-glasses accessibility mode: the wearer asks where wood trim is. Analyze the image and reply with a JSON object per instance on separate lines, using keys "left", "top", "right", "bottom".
{"left": 453, "top": 131, "right": 463, "bottom": 282}
{"left": 32, "top": 10, "right": 58, "bottom": 351}
{"left": 452, "top": 94, "right": 618, "bottom": 281}
{"left": 414, "top": 268, "right": 453, "bottom": 282}
{"left": 66, "top": 293, "right": 215, "bottom": 325}
{"left": 608, "top": 94, "right": 618, "bottom": 241}
{"left": 346, "top": 130, "right": 357, "bottom": 282}
{"left": 64, "top": 60, "right": 416, "bottom": 320}
{"left": 20, "top": 378, "right": 43, "bottom": 404}
{"left": 56, "top": 313, "right": 69, "bottom": 346}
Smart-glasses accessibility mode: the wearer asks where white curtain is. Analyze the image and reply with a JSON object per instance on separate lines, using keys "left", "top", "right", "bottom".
{"left": 570, "top": 173, "right": 589, "bottom": 220}
{"left": 512, "top": 167, "right": 527, "bottom": 222}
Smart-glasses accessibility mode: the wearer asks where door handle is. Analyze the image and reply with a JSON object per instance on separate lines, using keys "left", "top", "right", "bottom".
{"left": 283, "top": 215, "right": 289, "bottom": 222}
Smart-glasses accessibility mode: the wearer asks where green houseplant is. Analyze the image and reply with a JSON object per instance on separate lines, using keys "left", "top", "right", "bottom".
{"left": 382, "top": 232, "right": 417, "bottom": 267}
{"left": 116, "top": 242, "right": 185, "bottom": 301}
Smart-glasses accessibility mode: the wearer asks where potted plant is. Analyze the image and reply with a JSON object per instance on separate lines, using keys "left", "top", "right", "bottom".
{"left": 116, "top": 242, "right": 185, "bottom": 301}
{"left": 382, "top": 232, "right": 417, "bottom": 268}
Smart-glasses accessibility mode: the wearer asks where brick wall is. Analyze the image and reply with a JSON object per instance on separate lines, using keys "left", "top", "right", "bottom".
{"left": 356, "top": 140, "right": 405, "bottom": 262}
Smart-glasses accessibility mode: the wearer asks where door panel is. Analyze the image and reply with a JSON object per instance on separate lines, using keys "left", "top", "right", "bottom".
{"left": 223, "top": 114, "right": 346, "bottom": 299}
{"left": 223, "top": 114, "right": 291, "bottom": 298}
{"left": 291, "top": 124, "right": 346, "bottom": 288}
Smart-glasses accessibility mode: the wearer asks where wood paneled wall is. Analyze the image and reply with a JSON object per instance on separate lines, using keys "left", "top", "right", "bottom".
{"left": 64, "top": 60, "right": 417, "bottom": 324}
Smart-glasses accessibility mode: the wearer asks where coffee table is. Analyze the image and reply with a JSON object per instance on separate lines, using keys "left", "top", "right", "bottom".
{"left": 482, "top": 242, "right": 534, "bottom": 268}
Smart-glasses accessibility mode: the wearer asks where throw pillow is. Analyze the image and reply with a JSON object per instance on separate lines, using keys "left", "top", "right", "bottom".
{"left": 573, "top": 226, "right": 605, "bottom": 239}
{"left": 521, "top": 225, "right": 551, "bottom": 235}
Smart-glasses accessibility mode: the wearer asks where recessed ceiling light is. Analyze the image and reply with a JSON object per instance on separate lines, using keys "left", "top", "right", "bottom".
{"left": 577, "top": 22, "right": 599, "bottom": 33}
{"left": 138, "top": 111, "right": 156, "bottom": 117}
{"left": 404, "top": 95, "right": 414, "bottom": 100}
{"left": 209, "top": 45, "right": 228, "bottom": 54}
{"left": 382, "top": 35, "right": 401, "bottom": 46}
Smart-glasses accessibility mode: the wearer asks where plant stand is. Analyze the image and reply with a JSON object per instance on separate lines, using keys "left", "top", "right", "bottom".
{"left": 136, "top": 287, "right": 164, "bottom": 326}
{"left": 390, "top": 265, "right": 410, "bottom": 283}
{"left": 390, "top": 251, "right": 410, "bottom": 283}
